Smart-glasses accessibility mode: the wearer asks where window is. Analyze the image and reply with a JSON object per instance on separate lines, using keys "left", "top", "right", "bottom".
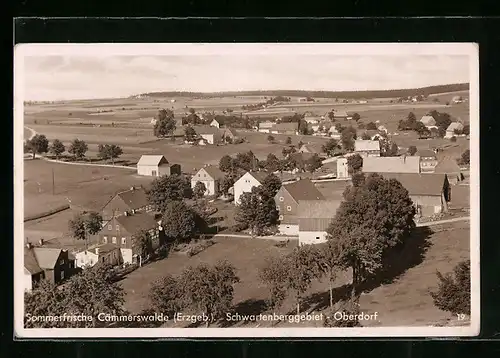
{"left": 204, "top": 174, "right": 206, "bottom": 177}
{"left": 279, "top": 197, "right": 284, "bottom": 202}
{"left": 108, "top": 225, "right": 112, "bottom": 230}
{"left": 103, "top": 236, "right": 108, "bottom": 243}
{"left": 116, "top": 225, "right": 120, "bottom": 231}
{"left": 287, "top": 206, "right": 292, "bottom": 212}
{"left": 60, "top": 259, "right": 65, "bottom": 265}
{"left": 276, "top": 206, "right": 280, "bottom": 211}
{"left": 112, "top": 237, "right": 117, "bottom": 244}
{"left": 121, "top": 237, "right": 126, "bottom": 245}
{"left": 316, "top": 237, "right": 320, "bottom": 240}
{"left": 152, "top": 170, "right": 157, "bottom": 176}
{"left": 60, "top": 271, "right": 65, "bottom": 280}
{"left": 279, "top": 215, "right": 283, "bottom": 220}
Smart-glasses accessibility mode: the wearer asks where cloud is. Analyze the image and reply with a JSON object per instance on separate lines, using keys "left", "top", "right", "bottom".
{"left": 21, "top": 54, "right": 470, "bottom": 101}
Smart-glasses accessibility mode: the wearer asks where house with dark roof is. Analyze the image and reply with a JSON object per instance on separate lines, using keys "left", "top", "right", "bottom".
{"left": 137, "top": 155, "right": 181, "bottom": 177}
{"left": 98, "top": 212, "right": 161, "bottom": 264}
{"left": 416, "top": 149, "right": 438, "bottom": 173}
{"left": 101, "top": 186, "right": 152, "bottom": 221}
{"left": 298, "top": 200, "right": 341, "bottom": 245}
{"left": 298, "top": 143, "right": 325, "bottom": 156}
{"left": 270, "top": 122, "right": 298, "bottom": 135}
{"left": 362, "top": 155, "right": 421, "bottom": 174}
{"left": 379, "top": 173, "right": 450, "bottom": 217}
{"left": 191, "top": 165, "right": 226, "bottom": 196}
{"left": 420, "top": 115, "right": 437, "bottom": 129}
{"left": 74, "top": 243, "right": 122, "bottom": 269}
{"left": 274, "top": 179, "right": 325, "bottom": 235}
{"left": 258, "top": 121, "right": 275, "bottom": 133}
{"left": 210, "top": 117, "right": 225, "bottom": 129}
{"left": 24, "top": 244, "right": 74, "bottom": 292}
{"left": 333, "top": 110, "right": 352, "bottom": 120}
{"left": 197, "top": 126, "right": 223, "bottom": 145}
{"left": 434, "top": 157, "right": 463, "bottom": 184}
{"left": 445, "top": 122, "right": 464, "bottom": 139}
{"left": 221, "top": 127, "right": 240, "bottom": 143}
{"left": 288, "top": 152, "right": 319, "bottom": 172}
{"left": 233, "top": 171, "right": 271, "bottom": 205}
{"left": 354, "top": 140, "right": 381, "bottom": 157}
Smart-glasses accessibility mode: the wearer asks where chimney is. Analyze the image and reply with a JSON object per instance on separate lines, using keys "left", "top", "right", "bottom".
{"left": 26, "top": 243, "right": 32, "bottom": 249}
{"left": 39, "top": 239, "right": 44, "bottom": 246}
{"left": 95, "top": 247, "right": 100, "bottom": 255}
{"left": 130, "top": 186, "right": 135, "bottom": 191}
{"left": 124, "top": 211, "right": 128, "bottom": 216}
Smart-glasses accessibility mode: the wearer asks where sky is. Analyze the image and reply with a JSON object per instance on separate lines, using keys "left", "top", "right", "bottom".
{"left": 21, "top": 52, "right": 471, "bottom": 101}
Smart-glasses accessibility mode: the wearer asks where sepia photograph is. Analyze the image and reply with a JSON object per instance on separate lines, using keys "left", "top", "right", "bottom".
{"left": 14, "top": 43, "right": 479, "bottom": 338}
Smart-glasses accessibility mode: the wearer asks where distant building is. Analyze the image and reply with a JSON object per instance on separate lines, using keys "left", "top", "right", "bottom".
{"left": 304, "top": 116, "right": 322, "bottom": 125}
{"left": 445, "top": 122, "right": 464, "bottom": 139}
{"left": 258, "top": 121, "right": 275, "bottom": 133}
{"left": 354, "top": 140, "right": 381, "bottom": 157}
{"left": 420, "top": 115, "right": 436, "bottom": 128}
{"left": 275, "top": 179, "right": 325, "bottom": 235}
{"left": 452, "top": 95, "right": 463, "bottom": 104}
{"left": 298, "top": 143, "right": 324, "bottom": 156}
{"left": 101, "top": 186, "right": 152, "bottom": 221}
{"left": 191, "top": 165, "right": 226, "bottom": 196}
{"left": 336, "top": 157, "right": 349, "bottom": 178}
{"left": 270, "top": 122, "right": 298, "bottom": 135}
{"left": 434, "top": 157, "right": 463, "bottom": 184}
{"left": 362, "top": 155, "right": 421, "bottom": 174}
{"left": 197, "top": 126, "right": 223, "bottom": 145}
{"left": 221, "top": 127, "right": 240, "bottom": 143}
{"left": 298, "top": 200, "right": 341, "bottom": 245}
{"left": 333, "top": 111, "right": 352, "bottom": 120}
{"left": 137, "top": 155, "right": 181, "bottom": 177}
{"left": 233, "top": 171, "right": 270, "bottom": 205}
{"left": 416, "top": 149, "right": 438, "bottom": 173}
{"left": 74, "top": 243, "right": 122, "bottom": 269}
{"left": 210, "top": 118, "right": 225, "bottom": 129}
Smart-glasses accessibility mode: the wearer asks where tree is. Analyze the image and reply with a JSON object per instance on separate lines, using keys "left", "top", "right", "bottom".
{"left": 235, "top": 188, "right": 278, "bottom": 236}
{"left": 49, "top": 139, "right": 65, "bottom": 159}
{"left": 24, "top": 279, "right": 68, "bottom": 328}
{"left": 322, "top": 139, "right": 339, "bottom": 157}
{"left": 361, "top": 132, "right": 371, "bottom": 140}
{"left": 234, "top": 151, "right": 258, "bottom": 172}
{"left": 317, "top": 125, "right": 325, "bottom": 133}
{"left": 264, "top": 153, "right": 280, "bottom": 172}
{"left": 260, "top": 173, "right": 282, "bottom": 198}
{"left": 408, "top": 145, "right": 418, "bottom": 156}
{"left": 153, "top": 109, "right": 176, "bottom": 139}
{"left": 68, "top": 139, "right": 88, "bottom": 160}
{"left": 63, "top": 263, "right": 125, "bottom": 327}
{"left": 305, "top": 153, "right": 322, "bottom": 173}
{"left": 149, "top": 275, "right": 185, "bottom": 317}
{"left": 134, "top": 229, "right": 154, "bottom": 266}
{"left": 326, "top": 174, "right": 416, "bottom": 300}
{"left": 259, "top": 256, "right": 289, "bottom": 310}
{"left": 352, "top": 113, "right": 361, "bottom": 122}
{"left": 450, "top": 136, "right": 457, "bottom": 142}
{"left": 219, "top": 155, "right": 235, "bottom": 173}
{"left": 181, "top": 261, "right": 240, "bottom": 327}
{"left": 193, "top": 181, "right": 207, "bottom": 199}
{"left": 366, "top": 122, "right": 377, "bottom": 130}
{"left": 327, "top": 111, "right": 335, "bottom": 121}
{"left": 184, "top": 126, "right": 197, "bottom": 142}
{"left": 316, "top": 241, "right": 340, "bottom": 308}
{"left": 161, "top": 200, "right": 199, "bottom": 242}
{"left": 285, "top": 136, "right": 292, "bottom": 145}
{"left": 97, "top": 144, "right": 123, "bottom": 165}
{"left": 281, "top": 145, "right": 296, "bottom": 158}
{"left": 68, "top": 212, "right": 102, "bottom": 249}
{"left": 341, "top": 126, "right": 357, "bottom": 152}
{"left": 462, "top": 124, "right": 470, "bottom": 136}
{"left": 407, "top": 112, "right": 417, "bottom": 124}
{"left": 347, "top": 154, "right": 363, "bottom": 174}
{"left": 220, "top": 174, "right": 235, "bottom": 196}
{"left": 351, "top": 172, "right": 366, "bottom": 188}
{"left": 148, "top": 174, "right": 192, "bottom": 212}
{"left": 26, "top": 134, "right": 49, "bottom": 159}
{"left": 430, "top": 260, "right": 470, "bottom": 315}
{"left": 298, "top": 119, "right": 310, "bottom": 135}
{"left": 286, "top": 245, "right": 321, "bottom": 314}
{"left": 460, "top": 149, "right": 470, "bottom": 165}
{"left": 267, "top": 135, "right": 275, "bottom": 143}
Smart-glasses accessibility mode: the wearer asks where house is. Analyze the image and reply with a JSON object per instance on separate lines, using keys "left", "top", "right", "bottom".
{"left": 191, "top": 165, "right": 225, "bottom": 196}
{"left": 24, "top": 244, "right": 74, "bottom": 292}
{"left": 298, "top": 200, "right": 341, "bottom": 245}
{"left": 416, "top": 149, "right": 438, "bottom": 173}
{"left": 377, "top": 125, "right": 388, "bottom": 134}
{"left": 358, "top": 100, "right": 368, "bottom": 104}
{"left": 445, "top": 122, "right": 464, "bottom": 139}
{"left": 137, "top": 155, "right": 181, "bottom": 177}
{"left": 288, "top": 152, "right": 318, "bottom": 172}
{"left": 433, "top": 157, "right": 463, "bottom": 184}
{"left": 362, "top": 155, "right": 421, "bottom": 174}
{"left": 452, "top": 95, "right": 463, "bottom": 104}
{"left": 198, "top": 126, "right": 223, "bottom": 145}
{"left": 74, "top": 243, "right": 122, "bottom": 269}
{"left": 233, "top": 171, "right": 270, "bottom": 205}
{"left": 271, "top": 122, "right": 298, "bottom": 135}
{"left": 258, "top": 121, "right": 275, "bottom": 133}
{"left": 298, "top": 97, "right": 308, "bottom": 102}
{"left": 328, "top": 126, "right": 342, "bottom": 139}
{"left": 98, "top": 212, "right": 160, "bottom": 264}
{"left": 304, "top": 116, "right": 322, "bottom": 124}
{"left": 101, "top": 186, "right": 152, "bottom": 221}
{"left": 379, "top": 173, "right": 450, "bottom": 216}
{"left": 275, "top": 179, "right": 325, "bottom": 235}
{"left": 298, "top": 143, "right": 324, "bottom": 156}
{"left": 221, "top": 127, "right": 240, "bottom": 143}
{"left": 336, "top": 157, "right": 349, "bottom": 178}
{"left": 210, "top": 118, "right": 225, "bottom": 129}
{"left": 334, "top": 111, "right": 352, "bottom": 120}
{"left": 362, "top": 130, "right": 384, "bottom": 141}
{"left": 311, "top": 120, "right": 333, "bottom": 133}
{"left": 420, "top": 115, "right": 436, "bottom": 128}
{"left": 354, "top": 140, "right": 381, "bottom": 157}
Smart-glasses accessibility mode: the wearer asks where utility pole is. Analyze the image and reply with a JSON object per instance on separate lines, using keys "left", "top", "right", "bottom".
{"left": 52, "top": 168, "right": 55, "bottom": 195}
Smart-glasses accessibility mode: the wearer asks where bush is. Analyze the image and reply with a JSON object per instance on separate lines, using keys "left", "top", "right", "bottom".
{"left": 430, "top": 260, "right": 470, "bottom": 315}
{"left": 186, "top": 239, "right": 215, "bottom": 257}
{"left": 450, "top": 136, "right": 457, "bottom": 142}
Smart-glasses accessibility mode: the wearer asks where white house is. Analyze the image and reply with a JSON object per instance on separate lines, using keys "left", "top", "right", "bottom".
{"left": 420, "top": 115, "right": 436, "bottom": 129}
{"left": 258, "top": 121, "right": 275, "bottom": 133}
{"left": 233, "top": 171, "right": 270, "bottom": 205}
{"left": 298, "top": 200, "right": 341, "bottom": 245}
{"left": 336, "top": 157, "right": 349, "bottom": 178}
{"left": 445, "top": 122, "right": 464, "bottom": 139}
{"left": 74, "top": 243, "right": 122, "bottom": 269}
{"left": 191, "top": 165, "right": 225, "bottom": 196}
{"left": 137, "top": 155, "right": 180, "bottom": 177}
{"left": 210, "top": 118, "right": 224, "bottom": 128}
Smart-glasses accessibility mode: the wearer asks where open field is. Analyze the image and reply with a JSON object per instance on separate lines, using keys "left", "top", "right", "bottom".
{"left": 118, "top": 220, "right": 469, "bottom": 327}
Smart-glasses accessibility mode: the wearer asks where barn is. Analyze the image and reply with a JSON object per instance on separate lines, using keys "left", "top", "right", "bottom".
{"left": 136, "top": 155, "right": 181, "bottom": 177}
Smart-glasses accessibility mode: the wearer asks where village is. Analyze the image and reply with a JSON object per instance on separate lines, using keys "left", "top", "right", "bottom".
{"left": 22, "top": 83, "right": 472, "bottom": 329}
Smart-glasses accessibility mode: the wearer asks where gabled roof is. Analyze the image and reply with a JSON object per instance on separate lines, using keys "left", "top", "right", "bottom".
{"left": 434, "top": 157, "right": 462, "bottom": 173}
{"left": 299, "top": 143, "right": 324, "bottom": 154}
{"left": 115, "top": 212, "right": 157, "bottom": 234}
{"left": 420, "top": 115, "right": 436, "bottom": 125}
{"left": 298, "top": 200, "right": 341, "bottom": 219}
{"left": 362, "top": 156, "right": 421, "bottom": 174}
{"left": 223, "top": 127, "right": 239, "bottom": 137}
{"left": 334, "top": 110, "right": 349, "bottom": 117}
{"left": 137, "top": 155, "right": 168, "bottom": 167}
{"left": 446, "top": 122, "right": 464, "bottom": 131}
{"left": 24, "top": 248, "right": 43, "bottom": 274}
{"left": 281, "top": 179, "right": 325, "bottom": 202}
{"left": 212, "top": 117, "right": 225, "bottom": 125}
{"left": 272, "top": 122, "right": 298, "bottom": 131}
{"left": 117, "top": 187, "right": 149, "bottom": 209}
{"left": 416, "top": 149, "right": 437, "bottom": 158}
{"left": 199, "top": 165, "right": 225, "bottom": 180}
{"left": 85, "top": 243, "right": 120, "bottom": 255}
{"left": 248, "top": 171, "right": 270, "bottom": 183}
{"left": 378, "top": 173, "right": 447, "bottom": 196}
{"left": 355, "top": 140, "right": 380, "bottom": 152}
{"left": 196, "top": 125, "right": 222, "bottom": 135}
{"left": 289, "top": 152, "right": 316, "bottom": 165}
{"left": 29, "top": 247, "right": 63, "bottom": 270}
{"left": 259, "top": 121, "right": 275, "bottom": 128}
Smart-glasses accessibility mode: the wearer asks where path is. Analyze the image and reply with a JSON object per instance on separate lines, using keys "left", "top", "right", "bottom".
{"left": 24, "top": 125, "right": 136, "bottom": 170}
{"left": 416, "top": 216, "right": 470, "bottom": 227}
{"left": 214, "top": 233, "right": 298, "bottom": 241}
